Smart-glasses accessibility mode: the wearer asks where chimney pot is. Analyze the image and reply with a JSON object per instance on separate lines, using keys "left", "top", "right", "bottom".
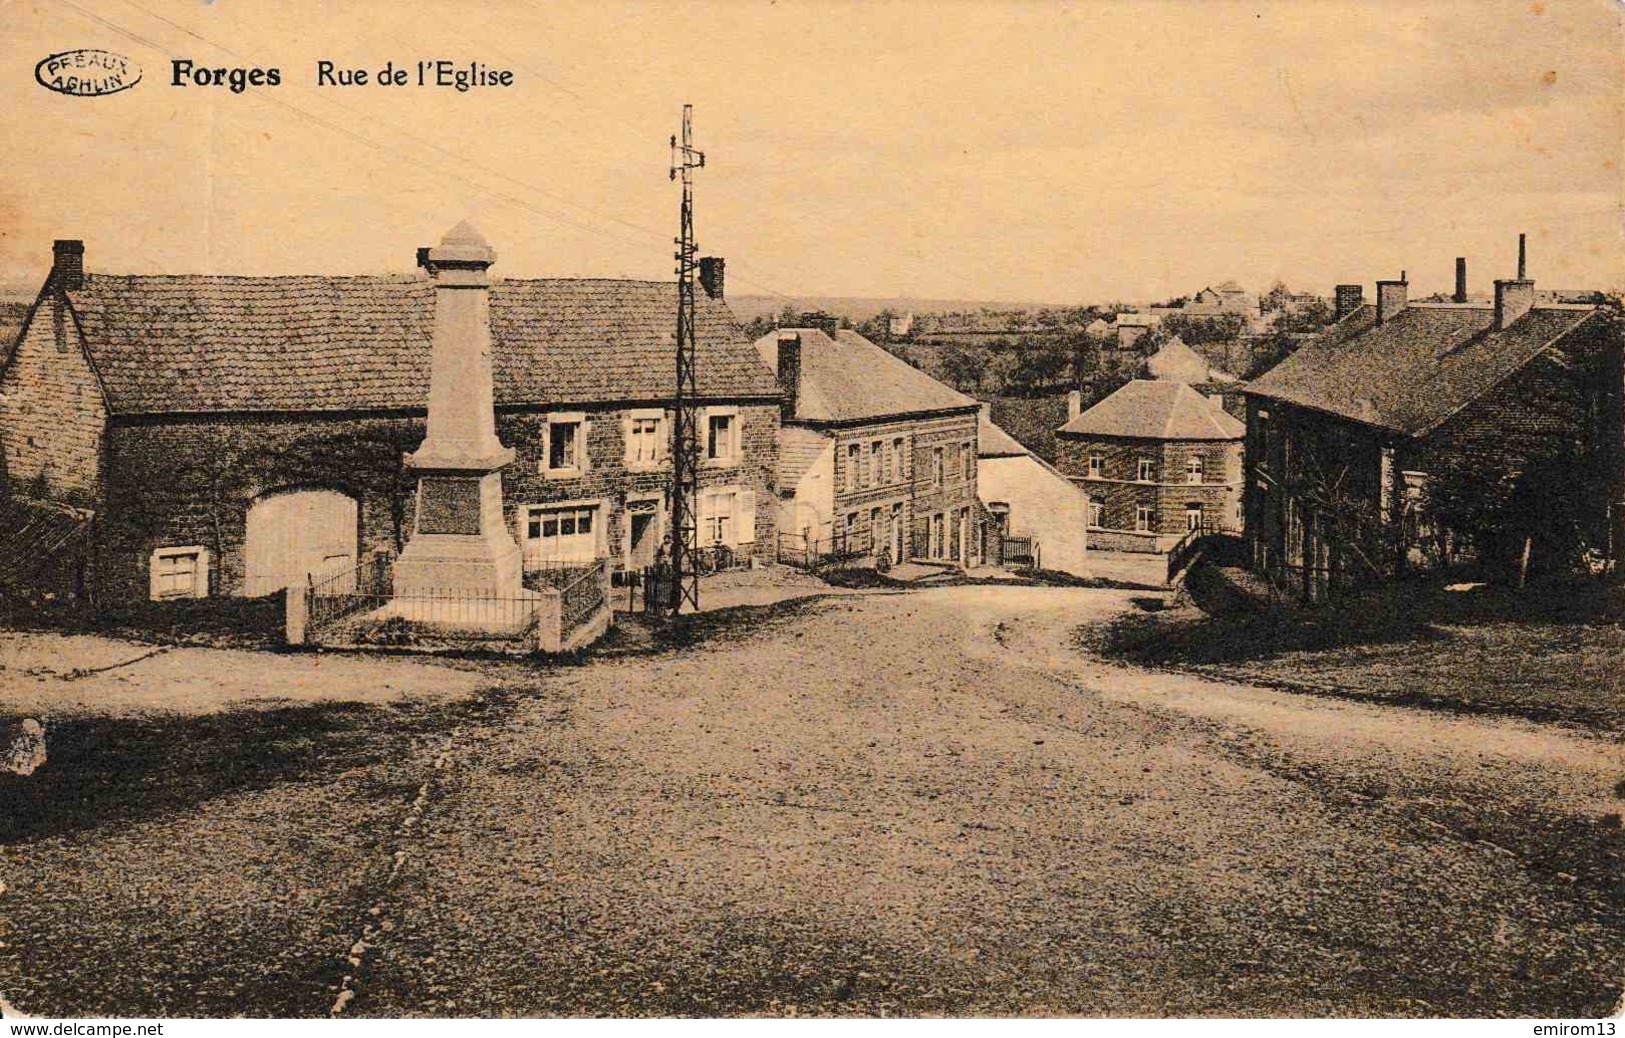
{"left": 51, "top": 239, "right": 85, "bottom": 292}
{"left": 698, "top": 256, "right": 725, "bottom": 301}
{"left": 1454, "top": 257, "right": 1467, "bottom": 303}
{"left": 1375, "top": 277, "right": 1408, "bottom": 325}
{"left": 1517, "top": 233, "right": 1527, "bottom": 280}
{"left": 416, "top": 246, "right": 432, "bottom": 270}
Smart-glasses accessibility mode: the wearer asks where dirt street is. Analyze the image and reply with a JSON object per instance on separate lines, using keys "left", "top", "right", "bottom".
{"left": 1, "top": 585, "right": 1620, "bottom": 1017}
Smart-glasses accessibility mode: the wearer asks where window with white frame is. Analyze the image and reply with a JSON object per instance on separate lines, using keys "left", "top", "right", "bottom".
{"left": 625, "top": 409, "right": 665, "bottom": 469}
{"left": 1136, "top": 457, "right": 1155, "bottom": 482}
{"left": 697, "top": 486, "right": 757, "bottom": 548}
{"left": 846, "top": 443, "right": 861, "bottom": 492}
{"left": 150, "top": 546, "right": 209, "bottom": 601}
{"left": 705, "top": 408, "right": 740, "bottom": 465}
{"left": 962, "top": 441, "right": 974, "bottom": 481}
{"left": 1088, "top": 453, "right": 1104, "bottom": 479}
{"left": 1186, "top": 453, "right": 1205, "bottom": 484}
{"left": 872, "top": 440, "right": 885, "bottom": 486}
{"left": 544, "top": 414, "right": 587, "bottom": 475}
{"left": 1186, "top": 503, "right": 1204, "bottom": 531}
{"left": 520, "top": 502, "right": 601, "bottom": 565}
{"left": 1088, "top": 497, "right": 1105, "bottom": 529}
{"left": 933, "top": 446, "right": 945, "bottom": 487}
{"left": 1136, "top": 503, "right": 1155, "bottom": 532}
{"left": 893, "top": 437, "right": 906, "bottom": 481}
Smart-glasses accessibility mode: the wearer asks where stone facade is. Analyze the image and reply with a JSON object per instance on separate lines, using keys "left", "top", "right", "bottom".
{"left": 825, "top": 412, "right": 980, "bottom": 564}
{"left": 0, "top": 294, "right": 107, "bottom": 504}
{"left": 1055, "top": 434, "right": 1242, "bottom": 552}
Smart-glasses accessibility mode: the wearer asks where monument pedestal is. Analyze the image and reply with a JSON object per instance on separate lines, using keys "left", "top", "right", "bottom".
{"left": 393, "top": 467, "right": 523, "bottom": 598}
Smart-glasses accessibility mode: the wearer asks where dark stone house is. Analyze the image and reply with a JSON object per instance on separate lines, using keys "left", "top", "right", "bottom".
{"left": 754, "top": 323, "right": 982, "bottom": 566}
{"left": 1053, "top": 379, "right": 1245, "bottom": 552}
{"left": 1242, "top": 261, "right": 1620, "bottom": 601}
{"left": 0, "top": 238, "right": 781, "bottom": 607}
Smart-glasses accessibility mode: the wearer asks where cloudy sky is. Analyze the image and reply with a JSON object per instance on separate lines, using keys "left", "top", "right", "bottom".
{"left": 2, "top": 0, "right": 1620, "bottom": 303}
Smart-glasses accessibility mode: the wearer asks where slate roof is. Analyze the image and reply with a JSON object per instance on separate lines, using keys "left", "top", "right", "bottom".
{"left": 1147, "top": 335, "right": 1231, "bottom": 384}
{"left": 1244, "top": 303, "right": 1599, "bottom": 437}
{"left": 977, "top": 411, "right": 1031, "bottom": 458}
{"left": 754, "top": 327, "right": 978, "bottom": 424}
{"left": 61, "top": 273, "right": 779, "bottom": 415}
{"left": 1057, "top": 379, "right": 1245, "bottom": 442}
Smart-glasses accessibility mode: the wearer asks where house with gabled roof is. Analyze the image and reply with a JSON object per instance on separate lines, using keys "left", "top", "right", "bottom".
{"left": 976, "top": 406, "right": 1090, "bottom": 575}
{"left": 1146, "top": 335, "right": 1235, "bottom": 385}
{"left": 1243, "top": 249, "right": 1620, "bottom": 601}
{"left": 0, "top": 236, "right": 781, "bottom": 606}
{"left": 754, "top": 322, "right": 981, "bottom": 567}
{"left": 1053, "top": 380, "right": 1245, "bottom": 552}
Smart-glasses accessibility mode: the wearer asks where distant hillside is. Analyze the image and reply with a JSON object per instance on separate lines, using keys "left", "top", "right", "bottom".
{"left": 728, "top": 294, "right": 1078, "bottom": 324}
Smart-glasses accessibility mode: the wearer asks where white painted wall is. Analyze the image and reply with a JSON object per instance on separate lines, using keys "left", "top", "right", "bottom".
{"left": 979, "top": 454, "right": 1090, "bottom": 577}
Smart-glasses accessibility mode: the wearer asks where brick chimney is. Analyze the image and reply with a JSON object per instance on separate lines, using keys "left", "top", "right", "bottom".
{"left": 799, "top": 311, "right": 840, "bottom": 341}
{"left": 51, "top": 240, "right": 84, "bottom": 292}
{"left": 1375, "top": 275, "right": 1408, "bottom": 325}
{"left": 1334, "top": 284, "right": 1364, "bottom": 322}
{"left": 699, "top": 257, "right": 725, "bottom": 301}
{"left": 1494, "top": 234, "right": 1534, "bottom": 331}
{"left": 416, "top": 246, "right": 431, "bottom": 270}
{"left": 776, "top": 330, "right": 801, "bottom": 421}
{"left": 1453, "top": 257, "right": 1468, "bottom": 303}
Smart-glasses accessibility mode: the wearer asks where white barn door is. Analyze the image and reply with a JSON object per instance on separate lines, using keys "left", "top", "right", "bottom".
{"left": 243, "top": 489, "right": 359, "bottom": 596}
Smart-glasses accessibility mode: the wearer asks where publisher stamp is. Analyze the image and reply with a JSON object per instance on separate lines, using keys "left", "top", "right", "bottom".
{"left": 34, "top": 49, "right": 141, "bottom": 97}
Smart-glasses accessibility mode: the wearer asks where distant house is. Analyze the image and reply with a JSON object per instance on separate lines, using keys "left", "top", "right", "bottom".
{"left": 976, "top": 407, "right": 1089, "bottom": 576}
{"left": 1146, "top": 335, "right": 1234, "bottom": 384}
{"left": 1185, "top": 280, "right": 1258, "bottom": 317}
{"left": 1243, "top": 259, "right": 1619, "bottom": 601}
{"left": 755, "top": 325, "right": 982, "bottom": 567}
{"left": 888, "top": 311, "right": 914, "bottom": 338}
{"left": 1084, "top": 317, "right": 1112, "bottom": 339}
{"left": 0, "top": 237, "right": 781, "bottom": 606}
{"left": 1113, "top": 311, "right": 1160, "bottom": 351}
{"left": 1054, "top": 380, "right": 1245, "bottom": 552}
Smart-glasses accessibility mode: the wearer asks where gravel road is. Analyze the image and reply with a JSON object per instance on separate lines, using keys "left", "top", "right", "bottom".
{"left": 2, "top": 584, "right": 1620, "bottom": 1017}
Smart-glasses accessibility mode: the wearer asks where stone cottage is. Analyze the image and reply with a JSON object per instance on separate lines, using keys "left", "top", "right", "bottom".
{"left": 0, "top": 235, "right": 781, "bottom": 607}
{"left": 754, "top": 322, "right": 982, "bottom": 567}
{"left": 1243, "top": 251, "right": 1619, "bottom": 601}
{"left": 1053, "top": 379, "right": 1245, "bottom": 552}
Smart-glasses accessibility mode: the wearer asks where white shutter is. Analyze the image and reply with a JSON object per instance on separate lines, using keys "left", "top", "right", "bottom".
{"left": 696, "top": 490, "right": 716, "bottom": 547}
{"left": 736, "top": 487, "right": 757, "bottom": 545}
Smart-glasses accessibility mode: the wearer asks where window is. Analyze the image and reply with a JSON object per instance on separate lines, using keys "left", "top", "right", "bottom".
{"left": 932, "top": 512, "right": 946, "bottom": 558}
{"left": 933, "top": 446, "right": 945, "bottom": 487}
{"left": 521, "top": 502, "right": 601, "bottom": 565}
{"left": 846, "top": 443, "right": 861, "bottom": 492}
{"left": 873, "top": 441, "right": 885, "bottom": 486}
{"left": 1088, "top": 498, "right": 1105, "bottom": 529}
{"left": 1187, "top": 454, "right": 1205, "bottom": 484}
{"left": 1187, "top": 503, "right": 1204, "bottom": 531}
{"left": 1088, "top": 453, "right": 1104, "bottom": 479}
{"left": 1136, "top": 457, "right": 1154, "bottom": 482}
{"left": 697, "top": 486, "right": 757, "bottom": 548}
{"left": 893, "top": 438, "right": 906, "bottom": 481}
{"left": 879, "top": 440, "right": 892, "bottom": 485}
{"left": 1136, "top": 504, "right": 1155, "bottom": 533}
{"left": 705, "top": 408, "right": 740, "bottom": 465}
{"left": 544, "top": 414, "right": 587, "bottom": 475}
{"left": 963, "top": 441, "right": 974, "bottom": 481}
{"left": 150, "top": 546, "right": 208, "bottom": 601}
{"left": 861, "top": 443, "right": 872, "bottom": 488}
{"left": 626, "top": 409, "right": 665, "bottom": 468}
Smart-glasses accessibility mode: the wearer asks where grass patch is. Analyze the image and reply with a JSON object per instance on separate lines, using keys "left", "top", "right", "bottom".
{"left": 1090, "top": 564, "right": 1625, "bottom": 733}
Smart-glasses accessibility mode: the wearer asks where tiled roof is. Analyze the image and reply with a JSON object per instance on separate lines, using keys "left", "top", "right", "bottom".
{"left": 1057, "top": 379, "right": 1244, "bottom": 442}
{"left": 63, "top": 274, "right": 779, "bottom": 415}
{"left": 754, "top": 327, "right": 978, "bottom": 424}
{"left": 1147, "top": 336, "right": 1231, "bottom": 383}
{"left": 1244, "top": 303, "right": 1598, "bottom": 436}
{"left": 977, "top": 411, "right": 1031, "bottom": 458}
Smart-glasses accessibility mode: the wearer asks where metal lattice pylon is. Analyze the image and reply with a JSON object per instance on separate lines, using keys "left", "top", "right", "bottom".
{"left": 666, "top": 104, "right": 704, "bottom": 614}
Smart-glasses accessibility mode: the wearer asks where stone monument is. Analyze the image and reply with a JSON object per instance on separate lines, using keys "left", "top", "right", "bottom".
{"left": 392, "top": 221, "right": 524, "bottom": 604}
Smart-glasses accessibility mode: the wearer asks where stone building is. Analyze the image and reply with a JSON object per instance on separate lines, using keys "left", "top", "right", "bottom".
{"left": 1243, "top": 253, "right": 1619, "bottom": 601}
{"left": 0, "top": 235, "right": 780, "bottom": 607}
{"left": 1053, "top": 380, "right": 1245, "bottom": 552}
{"left": 754, "top": 325, "right": 982, "bottom": 566}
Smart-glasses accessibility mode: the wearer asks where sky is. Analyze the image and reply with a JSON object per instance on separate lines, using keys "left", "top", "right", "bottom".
{"left": 1, "top": 0, "right": 1621, "bottom": 303}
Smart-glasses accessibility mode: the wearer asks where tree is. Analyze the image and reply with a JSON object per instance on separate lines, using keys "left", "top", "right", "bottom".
{"left": 939, "top": 343, "right": 988, "bottom": 391}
